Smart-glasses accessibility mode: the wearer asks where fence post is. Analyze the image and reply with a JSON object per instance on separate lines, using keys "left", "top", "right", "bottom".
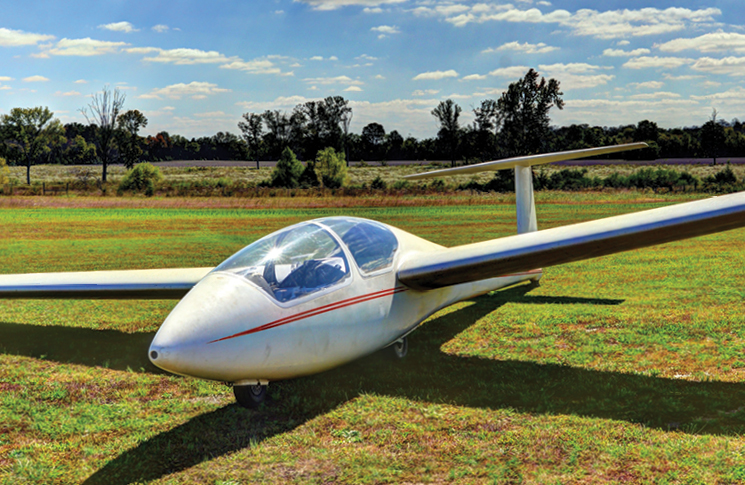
{"left": 43, "top": 182, "right": 46, "bottom": 195}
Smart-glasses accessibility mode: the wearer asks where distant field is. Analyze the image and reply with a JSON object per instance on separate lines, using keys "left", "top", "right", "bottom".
{"left": 2, "top": 197, "right": 745, "bottom": 483}
{"left": 7, "top": 161, "right": 745, "bottom": 189}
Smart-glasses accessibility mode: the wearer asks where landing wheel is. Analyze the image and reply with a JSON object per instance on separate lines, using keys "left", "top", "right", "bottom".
{"left": 390, "top": 337, "right": 408, "bottom": 359}
{"left": 233, "top": 384, "right": 267, "bottom": 409}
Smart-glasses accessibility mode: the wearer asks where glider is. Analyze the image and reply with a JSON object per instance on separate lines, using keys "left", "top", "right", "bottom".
{"left": 3, "top": 142, "right": 745, "bottom": 408}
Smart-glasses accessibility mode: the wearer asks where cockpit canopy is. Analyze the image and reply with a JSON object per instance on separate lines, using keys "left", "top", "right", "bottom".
{"left": 214, "top": 217, "right": 399, "bottom": 303}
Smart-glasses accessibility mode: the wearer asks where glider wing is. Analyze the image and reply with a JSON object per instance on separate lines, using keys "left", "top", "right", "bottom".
{"left": 398, "top": 192, "right": 745, "bottom": 290}
{"left": 0, "top": 267, "right": 213, "bottom": 299}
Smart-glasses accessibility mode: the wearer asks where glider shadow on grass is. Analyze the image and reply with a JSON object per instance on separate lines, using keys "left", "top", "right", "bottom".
{"left": 0, "top": 322, "right": 162, "bottom": 374}
{"left": 79, "top": 284, "right": 745, "bottom": 484}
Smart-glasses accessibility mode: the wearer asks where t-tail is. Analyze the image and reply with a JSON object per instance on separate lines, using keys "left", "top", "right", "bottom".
{"left": 404, "top": 143, "right": 648, "bottom": 235}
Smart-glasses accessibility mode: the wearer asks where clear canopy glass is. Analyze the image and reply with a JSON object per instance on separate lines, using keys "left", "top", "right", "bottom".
{"left": 214, "top": 217, "right": 398, "bottom": 303}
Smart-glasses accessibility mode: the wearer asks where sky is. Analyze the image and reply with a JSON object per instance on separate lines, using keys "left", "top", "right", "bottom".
{"left": 1, "top": 0, "right": 744, "bottom": 140}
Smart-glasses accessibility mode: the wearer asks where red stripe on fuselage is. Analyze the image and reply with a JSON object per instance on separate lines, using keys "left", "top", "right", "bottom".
{"left": 208, "top": 286, "right": 408, "bottom": 343}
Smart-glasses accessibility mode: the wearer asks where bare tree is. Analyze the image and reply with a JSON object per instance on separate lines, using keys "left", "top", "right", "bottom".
{"left": 340, "top": 105, "right": 353, "bottom": 166}
{"left": 81, "top": 86, "right": 125, "bottom": 182}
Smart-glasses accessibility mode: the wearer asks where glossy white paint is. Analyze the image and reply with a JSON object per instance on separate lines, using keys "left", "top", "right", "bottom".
{"left": 148, "top": 223, "right": 542, "bottom": 383}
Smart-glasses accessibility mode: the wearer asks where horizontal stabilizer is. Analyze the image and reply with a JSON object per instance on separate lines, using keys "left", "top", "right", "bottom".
{"left": 398, "top": 192, "right": 745, "bottom": 290}
{"left": 404, "top": 142, "right": 648, "bottom": 180}
{"left": 0, "top": 268, "right": 213, "bottom": 299}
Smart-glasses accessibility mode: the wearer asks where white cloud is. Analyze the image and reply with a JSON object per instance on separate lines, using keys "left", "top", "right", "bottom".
{"left": 275, "top": 10, "right": 285, "bottom": 15}
{"left": 344, "top": 86, "right": 363, "bottom": 92}
{"left": 566, "top": 8, "right": 719, "bottom": 39}
{"left": 691, "top": 56, "right": 745, "bottom": 76}
{"left": 534, "top": 63, "right": 615, "bottom": 89}
{"left": 98, "top": 21, "right": 138, "bottom": 33}
{"left": 139, "top": 81, "right": 230, "bottom": 100}
{"left": 412, "top": 89, "right": 439, "bottom": 96}
{"left": 617, "top": 40, "right": 630, "bottom": 46}
{"left": 152, "top": 24, "right": 170, "bottom": 33}
{"left": 630, "top": 81, "right": 664, "bottom": 89}
{"left": 220, "top": 58, "right": 281, "bottom": 74}
{"left": 0, "top": 76, "right": 13, "bottom": 81}
{"left": 73, "top": 79, "right": 88, "bottom": 84}
{"left": 132, "top": 47, "right": 233, "bottom": 64}
{"left": 303, "top": 75, "right": 363, "bottom": 85}
{"left": 629, "top": 91, "right": 680, "bottom": 100}
{"left": 43, "top": 38, "right": 128, "bottom": 56}
{"left": 371, "top": 25, "right": 400, "bottom": 38}
{"left": 603, "top": 48, "right": 651, "bottom": 57}
{"left": 0, "top": 27, "right": 54, "bottom": 46}
{"left": 482, "top": 41, "right": 558, "bottom": 54}
{"left": 195, "top": 111, "right": 229, "bottom": 118}
{"left": 413, "top": 69, "right": 458, "bottom": 81}
{"left": 555, "top": 97, "right": 702, "bottom": 129}
{"left": 363, "top": 7, "right": 383, "bottom": 13}
{"left": 623, "top": 56, "right": 693, "bottom": 69}
{"left": 296, "top": 0, "right": 406, "bottom": 11}
{"left": 236, "top": 95, "right": 316, "bottom": 111}
{"left": 309, "top": 55, "right": 339, "bottom": 61}
{"left": 488, "top": 66, "right": 531, "bottom": 78}
{"left": 23, "top": 75, "right": 49, "bottom": 82}
{"left": 691, "top": 86, "right": 745, "bottom": 103}
{"left": 55, "top": 90, "right": 81, "bottom": 97}
{"left": 422, "top": 5, "right": 720, "bottom": 40}
{"left": 462, "top": 74, "right": 487, "bottom": 81}
{"left": 658, "top": 32, "right": 745, "bottom": 53}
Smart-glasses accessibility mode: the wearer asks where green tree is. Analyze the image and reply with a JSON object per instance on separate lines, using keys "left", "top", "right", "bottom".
{"left": 262, "top": 110, "right": 291, "bottom": 159}
{"left": 81, "top": 86, "right": 125, "bottom": 182}
{"left": 0, "top": 106, "right": 64, "bottom": 184}
{"left": 63, "top": 135, "right": 97, "bottom": 165}
{"left": 701, "top": 109, "right": 726, "bottom": 164}
{"left": 271, "top": 147, "right": 304, "bottom": 188}
{"left": 431, "top": 99, "right": 462, "bottom": 167}
{"left": 238, "top": 112, "right": 264, "bottom": 169}
{"left": 362, "top": 122, "right": 386, "bottom": 160}
{"left": 315, "top": 147, "right": 347, "bottom": 188}
{"left": 117, "top": 109, "right": 148, "bottom": 169}
{"left": 497, "top": 68, "right": 564, "bottom": 156}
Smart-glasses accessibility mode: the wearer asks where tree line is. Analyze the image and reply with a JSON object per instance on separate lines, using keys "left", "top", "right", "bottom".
{"left": 1, "top": 70, "right": 744, "bottom": 185}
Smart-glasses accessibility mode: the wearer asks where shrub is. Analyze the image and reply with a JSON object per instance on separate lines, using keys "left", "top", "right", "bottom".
{"left": 370, "top": 176, "right": 387, "bottom": 190}
{"left": 298, "top": 159, "right": 320, "bottom": 188}
{"left": 316, "top": 147, "right": 348, "bottom": 188}
{"left": 271, "top": 147, "right": 304, "bottom": 188}
{"left": 392, "top": 180, "right": 411, "bottom": 190}
{"left": 118, "top": 163, "right": 163, "bottom": 194}
{"left": 429, "top": 178, "right": 446, "bottom": 192}
{"left": 547, "top": 168, "right": 600, "bottom": 190}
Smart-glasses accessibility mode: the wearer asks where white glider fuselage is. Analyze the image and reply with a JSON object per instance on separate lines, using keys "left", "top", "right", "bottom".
{"left": 148, "top": 222, "right": 540, "bottom": 383}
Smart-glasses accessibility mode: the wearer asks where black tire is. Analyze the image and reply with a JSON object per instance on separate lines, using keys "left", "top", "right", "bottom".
{"left": 234, "top": 384, "right": 267, "bottom": 409}
{"left": 390, "top": 337, "right": 408, "bottom": 359}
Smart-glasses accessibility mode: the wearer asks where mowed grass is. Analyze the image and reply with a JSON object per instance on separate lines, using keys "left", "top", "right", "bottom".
{"left": 1, "top": 196, "right": 745, "bottom": 483}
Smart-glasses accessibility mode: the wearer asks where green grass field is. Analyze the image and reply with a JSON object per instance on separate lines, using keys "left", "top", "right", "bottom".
{"left": 2, "top": 195, "right": 745, "bottom": 484}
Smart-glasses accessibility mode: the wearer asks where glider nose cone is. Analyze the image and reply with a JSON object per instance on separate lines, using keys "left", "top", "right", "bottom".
{"left": 148, "top": 272, "right": 263, "bottom": 379}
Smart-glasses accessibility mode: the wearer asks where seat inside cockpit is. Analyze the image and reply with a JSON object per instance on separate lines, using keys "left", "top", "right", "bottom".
{"left": 213, "top": 217, "right": 398, "bottom": 303}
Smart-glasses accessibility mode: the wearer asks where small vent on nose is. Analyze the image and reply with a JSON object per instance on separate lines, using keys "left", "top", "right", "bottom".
{"left": 150, "top": 350, "right": 159, "bottom": 360}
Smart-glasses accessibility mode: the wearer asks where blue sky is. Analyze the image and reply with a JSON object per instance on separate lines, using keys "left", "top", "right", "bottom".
{"left": 1, "top": 0, "right": 744, "bottom": 139}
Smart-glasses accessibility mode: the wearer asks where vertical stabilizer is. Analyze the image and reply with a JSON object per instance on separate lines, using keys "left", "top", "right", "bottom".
{"left": 514, "top": 165, "right": 537, "bottom": 234}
